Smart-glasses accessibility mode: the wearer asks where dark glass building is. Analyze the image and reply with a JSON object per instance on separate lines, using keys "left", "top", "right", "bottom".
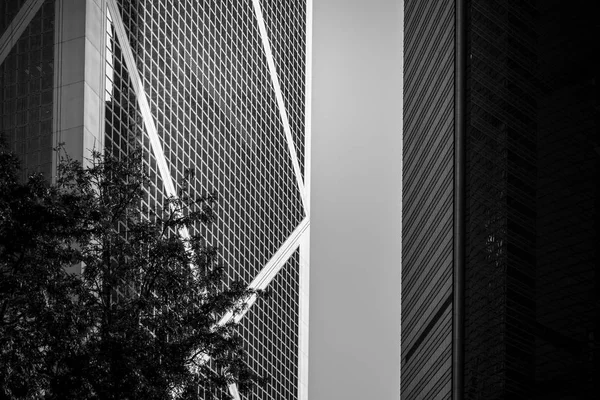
{"left": 1, "top": 1, "right": 311, "bottom": 399}
{"left": 402, "top": 0, "right": 599, "bottom": 398}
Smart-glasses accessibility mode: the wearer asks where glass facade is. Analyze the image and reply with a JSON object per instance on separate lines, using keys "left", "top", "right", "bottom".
{"left": 259, "top": 0, "right": 306, "bottom": 180}
{"left": 109, "top": 0, "right": 305, "bottom": 281}
{"left": 1, "top": 1, "right": 309, "bottom": 399}
{"left": 0, "top": 0, "right": 55, "bottom": 181}
{"left": 464, "top": 1, "right": 600, "bottom": 398}
{"left": 464, "top": 1, "right": 538, "bottom": 398}
{"left": 105, "top": 1, "right": 308, "bottom": 399}
{"left": 242, "top": 250, "right": 300, "bottom": 400}
{"left": 403, "top": 0, "right": 599, "bottom": 399}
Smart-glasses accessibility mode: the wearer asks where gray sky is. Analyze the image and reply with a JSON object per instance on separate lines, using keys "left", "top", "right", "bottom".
{"left": 309, "top": 1, "right": 403, "bottom": 399}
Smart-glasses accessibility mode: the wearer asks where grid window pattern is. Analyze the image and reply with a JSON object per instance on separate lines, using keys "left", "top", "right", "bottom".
{"left": 104, "top": 2, "right": 306, "bottom": 399}
{"left": 104, "top": 8, "right": 167, "bottom": 218}
{"left": 241, "top": 250, "right": 300, "bottom": 400}
{"left": 0, "top": 0, "right": 54, "bottom": 181}
{"left": 464, "top": 1, "right": 538, "bottom": 398}
{"left": 105, "top": 10, "right": 145, "bottom": 159}
{"left": 0, "top": 0, "right": 28, "bottom": 38}
{"left": 112, "top": 0, "right": 305, "bottom": 284}
{"left": 259, "top": 0, "right": 306, "bottom": 180}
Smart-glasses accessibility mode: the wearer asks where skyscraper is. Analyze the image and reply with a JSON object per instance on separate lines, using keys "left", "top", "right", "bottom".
{"left": 403, "top": 0, "right": 599, "bottom": 399}
{"left": 0, "top": 1, "right": 311, "bottom": 399}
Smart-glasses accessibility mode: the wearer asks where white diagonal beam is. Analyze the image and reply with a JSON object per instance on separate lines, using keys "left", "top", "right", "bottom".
{"left": 217, "top": 217, "right": 308, "bottom": 400}
{"left": 0, "top": 0, "right": 45, "bottom": 66}
{"left": 215, "top": 216, "right": 307, "bottom": 400}
{"left": 108, "top": 3, "right": 310, "bottom": 399}
{"left": 106, "top": 0, "right": 190, "bottom": 243}
{"left": 249, "top": 218, "right": 310, "bottom": 291}
{"left": 106, "top": 6, "right": 238, "bottom": 397}
{"left": 217, "top": 217, "right": 309, "bottom": 326}
{"left": 251, "top": 0, "right": 308, "bottom": 213}
{"left": 298, "top": 2, "right": 313, "bottom": 399}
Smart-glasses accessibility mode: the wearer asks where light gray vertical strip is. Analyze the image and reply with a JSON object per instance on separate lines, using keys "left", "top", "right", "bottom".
{"left": 0, "top": 0, "right": 45, "bottom": 65}
{"left": 51, "top": 0, "right": 106, "bottom": 286}
{"left": 453, "top": 0, "right": 466, "bottom": 398}
{"left": 303, "top": 0, "right": 313, "bottom": 215}
{"left": 298, "top": 228, "right": 310, "bottom": 400}
{"left": 399, "top": 1, "right": 404, "bottom": 395}
{"left": 298, "top": 1, "right": 312, "bottom": 399}
{"left": 53, "top": 0, "right": 105, "bottom": 168}
{"left": 96, "top": 0, "right": 107, "bottom": 160}
{"left": 310, "top": 0, "right": 402, "bottom": 398}
{"left": 52, "top": 0, "right": 64, "bottom": 181}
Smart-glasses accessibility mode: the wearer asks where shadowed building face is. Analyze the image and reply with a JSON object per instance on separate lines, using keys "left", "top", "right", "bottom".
{"left": 402, "top": 1, "right": 600, "bottom": 399}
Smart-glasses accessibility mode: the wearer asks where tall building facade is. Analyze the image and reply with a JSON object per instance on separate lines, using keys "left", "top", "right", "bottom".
{"left": 403, "top": 0, "right": 599, "bottom": 399}
{"left": 0, "top": 1, "right": 312, "bottom": 399}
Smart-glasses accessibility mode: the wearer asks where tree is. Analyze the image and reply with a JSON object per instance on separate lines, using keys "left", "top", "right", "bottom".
{"left": 0, "top": 143, "right": 264, "bottom": 400}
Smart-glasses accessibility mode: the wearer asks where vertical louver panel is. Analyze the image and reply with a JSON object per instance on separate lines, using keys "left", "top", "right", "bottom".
{"left": 402, "top": 0, "right": 455, "bottom": 398}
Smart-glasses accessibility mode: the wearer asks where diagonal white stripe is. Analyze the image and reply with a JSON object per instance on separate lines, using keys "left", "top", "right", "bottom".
{"left": 217, "top": 217, "right": 308, "bottom": 399}
{"left": 217, "top": 217, "right": 309, "bottom": 326}
{"left": 0, "top": 0, "right": 45, "bottom": 66}
{"left": 251, "top": 0, "right": 308, "bottom": 213}
{"left": 106, "top": 0, "right": 190, "bottom": 243}
{"left": 106, "top": 3, "right": 310, "bottom": 399}
{"left": 248, "top": 218, "right": 310, "bottom": 291}
{"left": 106, "top": 5, "right": 239, "bottom": 396}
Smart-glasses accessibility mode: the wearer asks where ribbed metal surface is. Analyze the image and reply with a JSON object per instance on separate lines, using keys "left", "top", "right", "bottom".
{"left": 402, "top": 0, "right": 455, "bottom": 398}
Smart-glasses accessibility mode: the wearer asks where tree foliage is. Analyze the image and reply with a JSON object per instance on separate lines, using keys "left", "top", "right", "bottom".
{"left": 0, "top": 144, "right": 264, "bottom": 399}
